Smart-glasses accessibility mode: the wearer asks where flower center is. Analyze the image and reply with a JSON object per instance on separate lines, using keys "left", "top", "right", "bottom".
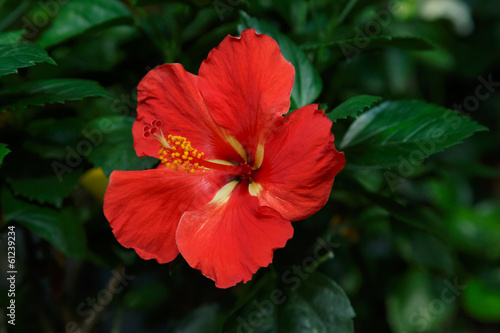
{"left": 153, "top": 130, "right": 255, "bottom": 177}
{"left": 238, "top": 163, "right": 253, "bottom": 179}
{"left": 158, "top": 135, "right": 205, "bottom": 173}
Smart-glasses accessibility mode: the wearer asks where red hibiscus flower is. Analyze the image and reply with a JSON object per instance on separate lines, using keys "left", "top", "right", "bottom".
{"left": 103, "top": 29, "right": 345, "bottom": 288}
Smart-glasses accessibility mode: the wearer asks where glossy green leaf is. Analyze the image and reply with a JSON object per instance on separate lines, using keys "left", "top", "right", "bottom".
{"left": 280, "top": 272, "right": 355, "bottom": 333}
{"left": 302, "top": 35, "right": 436, "bottom": 63}
{"left": 340, "top": 100, "right": 488, "bottom": 169}
{"left": 223, "top": 272, "right": 280, "bottom": 333}
{"left": 0, "top": 79, "right": 111, "bottom": 110}
{"left": 328, "top": 95, "right": 383, "bottom": 122}
{"left": 2, "top": 188, "right": 87, "bottom": 258}
{"left": 238, "top": 11, "right": 322, "bottom": 109}
{"left": 0, "top": 42, "right": 56, "bottom": 77}
{"left": 224, "top": 272, "right": 355, "bottom": 333}
{"left": 85, "top": 116, "right": 158, "bottom": 176}
{"left": 0, "top": 143, "right": 10, "bottom": 166}
{"left": 0, "top": 30, "right": 25, "bottom": 45}
{"left": 38, "top": 0, "right": 133, "bottom": 48}
{"left": 6, "top": 169, "right": 82, "bottom": 208}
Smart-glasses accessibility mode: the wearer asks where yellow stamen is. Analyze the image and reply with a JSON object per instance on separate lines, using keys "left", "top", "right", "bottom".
{"left": 155, "top": 132, "right": 246, "bottom": 175}
{"left": 157, "top": 134, "right": 205, "bottom": 173}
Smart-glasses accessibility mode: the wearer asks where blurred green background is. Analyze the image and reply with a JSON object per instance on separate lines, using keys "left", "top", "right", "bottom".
{"left": 0, "top": 0, "right": 499, "bottom": 332}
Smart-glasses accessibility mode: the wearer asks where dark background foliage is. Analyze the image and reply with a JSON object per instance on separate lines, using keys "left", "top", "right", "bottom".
{"left": 0, "top": 0, "right": 499, "bottom": 332}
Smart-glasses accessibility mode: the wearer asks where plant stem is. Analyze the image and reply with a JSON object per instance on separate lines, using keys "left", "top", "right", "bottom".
{"left": 336, "top": 0, "right": 358, "bottom": 28}
{"left": 0, "top": 0, "right": 31, "bottom": 33}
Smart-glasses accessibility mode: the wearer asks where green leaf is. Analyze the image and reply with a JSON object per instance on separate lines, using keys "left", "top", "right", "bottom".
{"left": 0, "top": 42, "right": 56, "bottom": 77}
{"left": 344, "top": 176, "right": 446, "bottom": 236}
{"left": 224, "top": 272, "right": 355, "bottom": 333}
{"left": 2, "top": 187, "right": 87, "bottom": 258}
{"left": 386, "top": 269, "right": 456, "bottom": 333}
{"left": 444, "top": 201, "right": 500, "bottom": 261}
{"left": 49, "top": 26, "right": 134, "bottom": 73}
{"left": 38, "top": 0, "right": 133, "bottom": 48}
{"left": 394, "top": 229, "right": 455, "bottom": 275}
{"left": 0, "top": 30, "right": 25, "bottom": 45}
{"left": 463, "top": 272, "right": 500, "bottom": 322}
{"left": 413, "top": 48, "right": 455, "bottom": 71}
{"left": 362, "top": 189, "right": 446, "bottom": 236}
{"left": 273, "top": 1, "right": 308, "bottom": 33}
{"left": 302, "top": 35, "right": 436, "bottom": 62}
{"left": 124, "top": 281, "right": 170, "bottom": 310}
{"left": 279, "top": 272, "right": 356, "bottom": 333}
{"left": 238, "top": 11, "right": 322, "bottom": 109}
{"left": 0, "top": 79, "right": 111, "bottom": 110}
{"left": 131, "top": 0, "right": 169, "bottom": 6}
{"left": 423, "top": 173, "right": 473, "bottom": 210}
{"left": 328, "top": 95, "right": 383, "bottom": 122}
{"left": 223, "top": 271, "right": 280, "bottom": 333}
{"left": 21, "top": 118, "right": 85, "bottom": 160}
{"left": 85, "top": 116, "right": 158, "bottom": 176}
{"left": 340, "top": 100, "right": 488, "bottom": 169}
{"left": 169, "top": 303, "right": 224, "bottom": 333}
{"left": 181, "top": 8, "right": 219, "bottom": 42}
{"left": 0, "top": 143, "right": 11, "bottom": 166}
{"left": 26, "top": 118, "right": 85, "bottom": 144}
{"left": 6, "top": 169, "right": 82, "bottom": 208}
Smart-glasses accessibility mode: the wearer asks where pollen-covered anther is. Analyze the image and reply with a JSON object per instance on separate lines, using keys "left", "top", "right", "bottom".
{"left": 157, "top": 135, "right": 205, "bottom": 173}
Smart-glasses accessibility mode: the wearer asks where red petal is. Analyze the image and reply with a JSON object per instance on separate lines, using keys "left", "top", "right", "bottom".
{"left": 104, "top": 168, "right": 230, "bottom": 263}
{"left": 198, "top": 29, "right": 295, "bottom": 166}
{"left": 176, "top": 181, "right": 293, "bottom": 288}
{"left": 252, "top": 104, "right": 345, "bottom": 221}
{"left": 134, "top": 63, "right": 244, "bottom": 163}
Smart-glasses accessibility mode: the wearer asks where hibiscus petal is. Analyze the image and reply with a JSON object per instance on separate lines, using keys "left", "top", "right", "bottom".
{"left": 251, "top": 104, "right": 345, "bottom": 221}
{"left": 176, "top": 181, "right": 293, "bottom": 288}
{"left": 134, "top": 63, "right": 245, "bottom": 163}
{"left": 104, "top": 168, "right": 231, "bottom": 263}
{"left": 198, "top": 29, "right": 295, "bottom": 166}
